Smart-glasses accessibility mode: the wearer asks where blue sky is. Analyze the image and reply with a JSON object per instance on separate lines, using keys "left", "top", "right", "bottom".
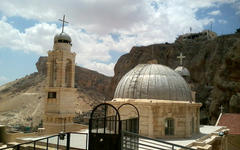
{"left": 0, "top": 0, "right": 239, "bottom": 85}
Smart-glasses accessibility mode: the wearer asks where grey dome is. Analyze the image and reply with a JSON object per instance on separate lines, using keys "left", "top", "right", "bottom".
{"left": 114, "top": 64, "right": 192, "bottom": 101}
{"left": 175, "top": 66, "right": 190, "bottom": 77}
{"left": 54, "top": 32, "right": 72, "bottom": 43}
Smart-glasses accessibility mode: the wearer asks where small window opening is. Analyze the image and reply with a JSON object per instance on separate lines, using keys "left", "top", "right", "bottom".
{"left": 165, "top": 118, "right": 174, "bottom": 136}
{"left": 48, "top": 92, "right": 56, "bottom": 98}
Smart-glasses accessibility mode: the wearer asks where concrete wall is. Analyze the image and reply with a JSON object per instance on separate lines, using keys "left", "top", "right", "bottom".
{"left": 0, "top": 126, "right": 7, "bottom": 144}
{"left": 228, "top": 135, "right": 240, "bottom": 150}
{"left": 44, "top": 123, "right": 88, "bottom": 134}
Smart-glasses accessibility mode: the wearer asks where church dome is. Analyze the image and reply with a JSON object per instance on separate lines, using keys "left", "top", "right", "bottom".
{"left": 174, "top": 66, "right": 190, "bottom": 77}
{"left": 54, "top": 32, "right": 72, "bottom": 44}
{"left": 114, "top": 64, "right": 192, "bottom": 101}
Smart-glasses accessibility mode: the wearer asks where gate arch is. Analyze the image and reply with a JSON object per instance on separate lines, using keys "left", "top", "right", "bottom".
{"left": 89, "top": 103, "right": 121, "bottom": 150}
{"left": 118, "top": 103, "right": 140, "bottom": 149}
{"left": 118, "top": 103, "right": 140, "bottom": 134}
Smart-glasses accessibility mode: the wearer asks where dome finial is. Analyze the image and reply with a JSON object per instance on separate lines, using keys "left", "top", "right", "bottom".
{"left": 175, "top": 52, "right": 190, "bottom": 79}
{"left": 177, "top": 52, "right": 185, "bottom": 66}
{"left": 54, "top": 15, "right": 72, "bottom": 45}
{"left": 58, "top": 15, "right": 69, "bottom": 33}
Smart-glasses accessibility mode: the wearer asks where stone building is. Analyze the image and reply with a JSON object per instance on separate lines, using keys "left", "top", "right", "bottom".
{"left": 43, "top": 18, "right": 86, "bottom": 133}
{"left": 43, "top": 31, "right": 77, "bottom": 133}
{"left": 110, "top": 63, "right": 202, "bottom": 138}
{"left": 176, "top": 30, "right": 217, "bottom": 42}
{"left": 109, "top": 61, "right": 229, "bottom": 149}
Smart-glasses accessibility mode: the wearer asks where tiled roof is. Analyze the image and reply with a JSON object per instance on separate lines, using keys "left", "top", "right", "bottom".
{"left": 217, "top": 113, "right": 240, "bottom": 135}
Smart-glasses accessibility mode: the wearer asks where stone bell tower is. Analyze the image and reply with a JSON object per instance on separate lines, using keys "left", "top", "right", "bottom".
{"left": 44, "top": 15, "right": 77, "bottom": 133}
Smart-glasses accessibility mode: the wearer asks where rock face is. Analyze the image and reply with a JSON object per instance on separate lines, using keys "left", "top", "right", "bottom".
{"left": 75, "top": 65, "right": 111, "bottom": 97}
{"left": 209, "top": 37, "right": 240, "bottom": 122}
{"left": 108, "top": 33, "right": 240, "bottom": 124}
{"left": 36, "top": 57, "right": 48, "bottom": 75}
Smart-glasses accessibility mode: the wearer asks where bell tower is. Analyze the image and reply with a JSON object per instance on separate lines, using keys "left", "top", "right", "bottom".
{"left": 44, "top": 15, "right": 77, "bottom": 133}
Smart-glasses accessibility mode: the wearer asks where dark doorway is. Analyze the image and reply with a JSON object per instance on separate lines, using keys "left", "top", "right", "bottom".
{"left": 88, "top": 103, "right": 121, "bottom": 150}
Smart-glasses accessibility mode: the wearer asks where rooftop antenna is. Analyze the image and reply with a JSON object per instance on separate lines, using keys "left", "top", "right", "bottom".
{"left": 58, "top": 15, "right": 69, "bottom": 33}
{"left": 210, "top": 21, "right": 213, "bottom": 31}
{"left": 151, "top": 45, "right": 154, "bottom": 59}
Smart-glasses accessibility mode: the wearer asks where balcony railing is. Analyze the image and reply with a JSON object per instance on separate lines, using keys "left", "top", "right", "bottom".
{"left": 1, "top": 132, "right": 88, "bottom": 150}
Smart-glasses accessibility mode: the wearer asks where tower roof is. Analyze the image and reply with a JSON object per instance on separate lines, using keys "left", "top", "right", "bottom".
{"left": 54, "top": 15, "right": 72, "bottom": 44}
{"left": 54, "top": 32, "right": 72, "bottom": 44}
{"left": 114, "top": 64, "right": 192, "bottom": 101}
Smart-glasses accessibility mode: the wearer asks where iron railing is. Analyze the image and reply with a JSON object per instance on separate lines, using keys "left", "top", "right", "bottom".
{"left": 121, "top": 131, "right": 195, "bottom": 150}
{"left": 1, "top": 132, "right": 88, "bottom": 150}
{"left": 1, "top": 131, "right": 196, "bottom": 150}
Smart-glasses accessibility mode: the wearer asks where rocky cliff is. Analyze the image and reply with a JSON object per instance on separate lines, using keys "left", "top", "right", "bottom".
{"left": 108, "top": 33, "right": 240, "bottom": 124}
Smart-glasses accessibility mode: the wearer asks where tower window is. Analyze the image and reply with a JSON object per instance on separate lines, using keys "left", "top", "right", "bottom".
{"left": 192, "top": 117, "right": 194, "bottom": 133}
{"left": 165, "top": 118, "right": 174, "bottom": 136}
{"left": 48, "top": 92, "right": 56, "bottom": 98}
{"left": 65, "top": 59, "right": 72, "bottom": 87}
{"left": 58, "top": 39, "right": 70, "bottom": 44}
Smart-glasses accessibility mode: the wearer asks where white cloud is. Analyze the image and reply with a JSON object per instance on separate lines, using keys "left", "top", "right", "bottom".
{"left": 0, "top": 0, "right": 149, "bottom": 34}
{"left": 0, "top": 17, "right": 57, "bottom": 54}
{"left": 0, "top": 0, "right": 237, "bottom": 76}
{"left": 208, "top": 10, "right": 221, "bottom": 15}
{"left": 218, "top": 19, "right": 227, "bottom": 24}
{"left": 85, "top": 62, "right": 115, "bottom": 77}
{"left": 234, "top": 1, "right": 240, "bottom": 15}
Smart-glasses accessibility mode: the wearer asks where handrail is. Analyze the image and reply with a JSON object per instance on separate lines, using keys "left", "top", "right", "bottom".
{"left": 0, "top": 132, "right": 88, "bottom": 150}
{"left": 1, "top": 133, "right": 59, "bottom": 149}
{"left": 122, "top": 130, "right": 195, "bottom": 150}
{"left": 123, "top": 138, "right": 169, "bottom": 150}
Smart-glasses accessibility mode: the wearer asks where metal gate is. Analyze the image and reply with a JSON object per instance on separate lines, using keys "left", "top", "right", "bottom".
{"left": 118, "top": 103, "right": 140, "bottom": 150}
{"left": 89, "top": 103, "right": 121, "bottom": 150}
{"left": 118, "top": 103, "right": 139, "bottom": 134}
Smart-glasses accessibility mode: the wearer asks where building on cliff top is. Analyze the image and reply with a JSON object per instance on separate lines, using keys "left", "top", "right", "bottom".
{"left": 176, "top": 30, "right": 217, "bottom": 42}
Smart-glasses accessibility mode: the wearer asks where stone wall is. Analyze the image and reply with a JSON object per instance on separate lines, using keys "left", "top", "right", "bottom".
{"left": 109, "top": 99, "right": 201, "bottom": 138}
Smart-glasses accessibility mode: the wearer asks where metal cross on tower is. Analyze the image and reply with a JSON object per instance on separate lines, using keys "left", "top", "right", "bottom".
{"left": 177, "top": 52, "right": 185, "bottom": 66}
{"left": 219, "top": 105, "right": 224, "bottom": 113}
{"left": 59, "top": 15, "right": 69, "bottom": 33}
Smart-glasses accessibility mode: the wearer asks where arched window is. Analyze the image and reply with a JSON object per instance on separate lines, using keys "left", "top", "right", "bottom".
{"left": 65, "top": 59, "right": 72, "bottom": 87}
{"left": 49, "top": 59, "right": 56, "bottom": 87}
{"left": 165, "top": 118, "right": 174, "bottom": 136}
